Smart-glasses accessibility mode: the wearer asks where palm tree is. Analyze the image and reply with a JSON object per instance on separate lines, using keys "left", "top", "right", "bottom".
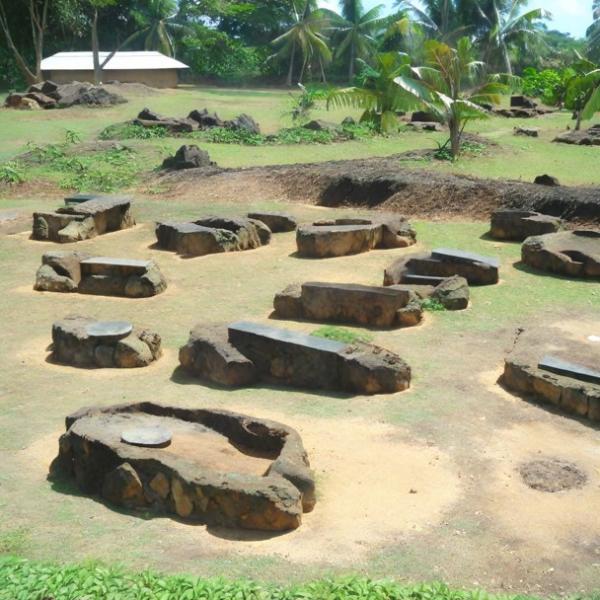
{"left": 395, "top": 0, "right": 472, "bottom": 42}
{"left": 475, "top": 0, "right": 549, "bottom": 75}
{"left": 132, "top": 0, "right": 184, "bottom": 57}
{"left": 328, "top": 0, "right": 388, "bottom": 81}
{"left": 563, "top": 55, "right": 600, "bottom": 130}
{"left": 586, "top": 0, "right": 600, "bottom": 60}
{"left": 394, "top": 37, "right": 510, "bottom": 157}
{"left": 326, "top": 51, "right": 419, "bottom": 133}
{"left": 269, "top": 1, "right": 333, "bottom": 86}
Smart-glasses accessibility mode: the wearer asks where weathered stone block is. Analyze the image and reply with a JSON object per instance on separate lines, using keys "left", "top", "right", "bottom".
{"left": 490, "top": 209, "right": 562, "bottom": 241}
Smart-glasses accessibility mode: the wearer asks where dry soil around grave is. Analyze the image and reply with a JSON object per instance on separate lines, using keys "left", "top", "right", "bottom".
{"left": 1, "top": 195, "right": 600, "bottom": 595}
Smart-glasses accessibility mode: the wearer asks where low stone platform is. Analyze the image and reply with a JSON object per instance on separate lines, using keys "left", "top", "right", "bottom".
{"left": 521, "top": 230, "right": 600, "bottom": 278}
{"left": 384, "top": 248, "right": 500, "bottom": 286}
{"left": 502, "top": 326, "right": 600, "bottom": 422}
{"left": 179, "top": 321, "right": 411, "bottom": 395}
{"left": 553, "top": 124, "right": 600, "bottom": 146}
{"left": 34, "top": 251, "right": 167, "bottom": 297}
{"left": 155, "top": 216, "right": 271, "bottom": 257}
{"left": 490, "top": 209, "right": 562, "bottom": 241}
{"left": 273, "top": 282, "right": 423, "bottom": 328}
{"left": 247, "top": 212, "right": 297, "bottom": 233}
{"left": 32, "top": 196, "right": 134, "bottom": 243}
{"left": 296, "top": 215, "right": 416, "bottom": 258}
{"left": 49, "top": 402, "right": 315, "bottom": 531}
{"left": 52, "top": 316, "right": 162, "bottom": 368}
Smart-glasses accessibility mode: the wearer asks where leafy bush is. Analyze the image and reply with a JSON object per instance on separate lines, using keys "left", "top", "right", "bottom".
{"left": 521, "top": 67, "right": 570, "bottom": 105}
{"left": 312, "top": 326, "right": 373, "bottom": 344}
{"left": 200, "top": 127, "right": 266, "bottom": 145}
{"left": 287, "top": 83, "right": 331, "bottom": 123}
{"left": 421, "top": 298, "right": 447, "bottom": 312}
{"left": 275, "top": 127, "right": 335, "bottom": 144}
{"left": 0, "top": 161, "right": 25, "bottom": 185}
{"left": 99, "top": 122, "right": 169, "bottom": 141}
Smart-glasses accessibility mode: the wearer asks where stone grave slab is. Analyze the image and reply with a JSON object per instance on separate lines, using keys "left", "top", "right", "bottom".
{"left": 50, "top": 402, "right": 316, "bottom": 531}
{"left": 538, "top": 355, "right": 600, "bottom": 385}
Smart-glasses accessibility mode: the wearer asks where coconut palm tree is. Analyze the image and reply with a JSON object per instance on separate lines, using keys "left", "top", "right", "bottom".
{"left": 563, "top": 54, "right": 600, "bottom": 130}
{"left": 394, "top": 37, "right": 510, "bottom": 157}
{"left": 326, "top": 51, "right": 419, "bottom": 133}
{"left": 586, "top": 0, "right": 600, "bottom": 60}
{"left": 132, "top": 0, "right": 184, "bottom": 57}
{"left": 475, "top": 0, "right": 549, "bottom": 75}
{"left": 269, "top": 1, "right": 333, "bottom": 86}
{"left": 395, "top": 0, "right": 472, "bottom": 42}
{"left": 328, "top": 0, "right": 388, "bottom": 81}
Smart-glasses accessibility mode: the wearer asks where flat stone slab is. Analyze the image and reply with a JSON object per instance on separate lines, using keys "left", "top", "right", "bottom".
{"left": 50, "top": 402, "right": 316, "bottom": 531}
{"left": 490, "top": 209, "right": 562, "bottom": 241}
{"left": 538, "top": 355, "right": 600, "bottom": 385}
{"left": 52, "top": 316, "right": 162, "bottom": 368}
{"left": 432, "top": 248, "right": 500, "bottom": 269}
{"left": 296, "top": 215, "right": 416, "bottom": 258}
{"left": 121, "top": 426, "right": 172, "bottom": 448}
{"left": 522, "top": 230, "right": 600, "bottom": 278}
{"left": 503, "top": 324, "right": 600, "bottom": 422}
{"left": 32, "top": 195, "right": 134, "bottom": 242}
{"left": 155, "top": 216, "right": 270, "bottom": 257}
{"left": 273, "top": 281, "right": 423, "bottom": 328}
{"left": 247, "top": 212, "right": 297, "bottom": 233}
{"left": 85, "top": 321, "right": 133, "bottom": 340}
{"left": 181, "top": 321, "right": 411, "bottom": 394}
{"left": 385, "top": 251, "right": 499, "bottom": 286}
{"left": 36, "top": 252, "right": 167, "bottom": 298}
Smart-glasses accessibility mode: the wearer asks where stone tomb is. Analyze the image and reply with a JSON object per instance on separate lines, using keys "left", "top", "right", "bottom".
{"left": 384, "top": 248, "right": 500, "bottom": 286}
{"left": 521, "top": 230, "right": 600, "bottom": 278}
{"left": 502, "top": 325, "right": 600, "bottom": 422}
{"left": 51, "top": 316, "right": 161, "bottom": 368}
{"left": 179, "top": 321, "right": 411, "bottom": 394}
{"left": 490, "top": 209, "right": 562, "bottom": 241}
{"left": 273, "top": 277, "right": 470, "bottom": 328}
{"left": 155, "top": 216, "right": 272, "bottom": 257}
{"left": 296, "top": 215, "right": 416, "bottom": 258}
{"left": 49, "top": 402, "right": 315, "bottom": 531}
{"left": 35, "top": 251, "right": 167, "bottom": 297}
{"left": 32, "top": 196, "right": 134, "bottom": 243}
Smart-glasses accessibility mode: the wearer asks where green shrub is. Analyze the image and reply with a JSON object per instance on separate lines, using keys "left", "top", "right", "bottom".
{"left": 521, "top": 67, "right": 570, "bottom": 105}
{"left": 99, "top": 122, "right": 169, "bottom": 141}
{"left": 312, "top": 326, "right": 373, "bottom": 344}
{"left": 275, "top": 127, "right": 335, "bottom": 144}
{"left": 200, "top": 127, "right": 266, "bottom": 145}
{"left": 421, "top": 298, "right": 447, "bottom": 312}
{"left": 0, "top": 161, "right": 25, "bottom": 185}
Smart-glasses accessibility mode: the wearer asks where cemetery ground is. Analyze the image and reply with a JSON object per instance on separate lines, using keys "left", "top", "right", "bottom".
{"left": 1, "top": 84, "right": 600, "bottom": 597}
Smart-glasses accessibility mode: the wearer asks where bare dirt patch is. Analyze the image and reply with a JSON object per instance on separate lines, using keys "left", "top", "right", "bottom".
{"left": 518, "top": 458, "right": 588, "bottom": 492}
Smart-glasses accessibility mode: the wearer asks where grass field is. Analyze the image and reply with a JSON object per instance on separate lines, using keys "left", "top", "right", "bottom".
{"left": 0, "top": 85, "right": 600, "bottom": 598}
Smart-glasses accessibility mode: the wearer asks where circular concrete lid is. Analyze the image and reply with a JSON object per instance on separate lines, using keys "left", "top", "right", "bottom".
{"left": 121, "top": 426, "right": 172, "bottom": 448}
{"left": 86, "top": 321, "right": 133, "bottom": 340}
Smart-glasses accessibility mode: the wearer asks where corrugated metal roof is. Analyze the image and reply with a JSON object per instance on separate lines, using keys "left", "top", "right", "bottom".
{"left": 41, "top": 51, "right": 189, "bottom": 71}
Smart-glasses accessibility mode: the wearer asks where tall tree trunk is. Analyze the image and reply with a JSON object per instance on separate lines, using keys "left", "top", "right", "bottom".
{"left": 92, "top": 9, "right": 102, "bottom": 84}
{"left": 0, "top": 0, "right": 38, "bottom": 84}
{"left": 299, "top": 57, "right": 307, "bottom": 84}
{"left": 286, "top": 41, "right": 296, "bottom": 86}
{"left": 348, "top": 42, "right": 355, "bottom": 82}
{"left": 449, "top": 117, "right": 461, "bottom": 159}
{"left": 501, "top": 42, "right": 512, "bottom": 76}
{"left": 575, "top": 109, "right": 583, "bottom": 131}
{"left": 319, "top": 58, "right": 327, "bottom": 83}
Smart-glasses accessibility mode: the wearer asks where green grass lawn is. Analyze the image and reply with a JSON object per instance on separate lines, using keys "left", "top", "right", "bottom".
{"left": 1, "top": 85, "right": 599, "bottom": 190}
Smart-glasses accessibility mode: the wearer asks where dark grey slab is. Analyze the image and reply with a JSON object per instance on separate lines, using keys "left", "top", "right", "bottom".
{"left": 307, "top": 224, "right": 379, "bottom": 233}
{"left": 402, "top": 273, "right": 446, "bottom": 285}
{"left": 538, "top": 355, "right": 600, "bottom": 385}
{"left": 432, "top": 248, "right": 500, "bottom": 268}
{"left": 302, "top": 281, "right": 405, "bottom": 297}
{"left": 228, "top": 321, "right": 346, "bottom": 354}
{"left": 81, "top": 257, "right": 151, "bottom": 268}
{"left": 121, "top": 426, "right": 172, "bottom": 448}
{"left": 85, "top": 321, "right": 133, "bottom": 340}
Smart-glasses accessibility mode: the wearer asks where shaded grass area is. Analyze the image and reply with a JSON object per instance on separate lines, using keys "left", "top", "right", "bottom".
{"left": 1, "top": 85, "right": 599, "bottom": 190}
{"left": 0, "top": 556, "right": 554, "bottom": 600}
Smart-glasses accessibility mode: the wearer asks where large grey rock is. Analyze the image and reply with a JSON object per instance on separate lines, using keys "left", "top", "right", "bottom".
{"left": 384, "top": 249, "right": 499, "bottom": 286}
{"left": 296, "top": 215, "right": 416, "bottom": 258}
{"left": 554, "top": 125, "right": 600, "bottom": 146}
{"left": 179, "top": 324, "right": 257, "bottom": 386}
{"left": 155, "top": 216, "right": 271, "bottom": 257}
{"left": 521, "top": 230, "right": 600, "bottom": 278}
{"left": 162, "top": 145, "right": 214, "bottom": 170}
{"left": 52, "top": 316, "right": 161, "bottom": 368}
{"left": 490, "top": 209, "right": 562, "bottom": 241}
{"left": 430, "top": 275, "right": 470, "bottom": 310}
{"left": 247, "top": 212, "right": 297, "bottom": 233}
{"left": 273, "top": 281, "right": 423, "bottom": 328}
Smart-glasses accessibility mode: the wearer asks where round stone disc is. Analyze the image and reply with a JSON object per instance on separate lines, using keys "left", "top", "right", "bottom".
{"left": 86, "top": 321, "right": 133, "bottom": 340}
{"left": 121, "top": 426, "right": 172, "bottom": 448}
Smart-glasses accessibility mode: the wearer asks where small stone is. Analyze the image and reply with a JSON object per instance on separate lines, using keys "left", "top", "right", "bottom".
{"left": 149, "top": 472, "right": 170, "bottom": 499}
{"left": 534, "top": 174, "right": 560, "bottom": 187}
{"left": 114, "top": 335, "right": 154, "bottom": 368}
{"left": 172, "top": 478, "right": 194, "bottom": 518}
{"left": 102, "top": 463, "right": 146, "bottom": 508}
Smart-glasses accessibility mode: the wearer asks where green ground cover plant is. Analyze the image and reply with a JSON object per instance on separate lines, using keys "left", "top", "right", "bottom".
{"left": 312, "top": 325, "right": 374, "bottom": 344}
{"left": 0, "top": 557, "right": 553, "bottom": 600}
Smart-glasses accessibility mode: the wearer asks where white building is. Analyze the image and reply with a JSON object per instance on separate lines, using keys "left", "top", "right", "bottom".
{"left": 40, "top": 51, "right": 190, "bottom": 88}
